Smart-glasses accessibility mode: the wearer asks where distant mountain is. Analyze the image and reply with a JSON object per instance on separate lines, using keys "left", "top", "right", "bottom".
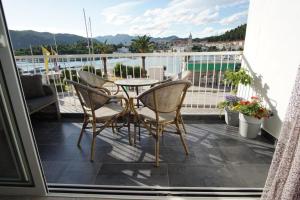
{"left": 95, "top": 34, "right": 179, "bottom": 45}
{"left": 194, "top": 24, "right": 247, "bottom": 42}
{"left": 9, "top": 30, "right": 180, "bottom": 49}
{"left": 9, "top": 30, "right": 85, "bottom": 49}
{"left": 95, "top": 34, "right": 135, "bottom": 45}
{"left": 151, "top": 35, "right": 179, "bottom": 43}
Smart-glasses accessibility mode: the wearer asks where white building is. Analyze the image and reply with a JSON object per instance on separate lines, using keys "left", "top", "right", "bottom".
{"left": 116, "top": 47, "right": 130, "bottom": 53}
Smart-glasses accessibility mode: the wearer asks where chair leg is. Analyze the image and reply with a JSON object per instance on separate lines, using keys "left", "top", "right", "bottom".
{"left": 134, "top": 124, "right": 137, "bottom": 145}
{"left": 179, "top": 115, "right": 188, "bottom": 135}
{"left": 112, "top": 122, "right": 116, "bottom": 134}
{"left": 138, "top": 124, "right": 141, "bottom": 141}
{"left": 77, "top": 117, "right": 88, "bottom": 147}
{"left": 175, "top": 121, "right": 189, "bottom": 155}
{"left": 127, "top": 113, "right": 132, "bottom": 145}
{"left": 155, "top": 125, "right": 161, "bottom": 167}
{"left": 90, "top": 121, "right": 97, "bottom": 162}
{"left": 149, "top": 124, "right": 152, "bottom": 135}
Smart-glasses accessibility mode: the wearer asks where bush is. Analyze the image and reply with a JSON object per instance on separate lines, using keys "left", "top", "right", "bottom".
{"left": 113, "top": 63, "right": 146, "bottom": 78}
{"left": 81, "top": 65, "right": 102, "bottom": 77}
{"left": 49, "top": 79, "right": 67, "bottom": 92}
{"left": 224, "top": 68, "right": 252, "bottom": 94}
{"left": 62, "top": 68, "right": 79, "bottom": 82}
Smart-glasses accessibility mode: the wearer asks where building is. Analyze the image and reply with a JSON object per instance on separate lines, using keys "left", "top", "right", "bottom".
{"left": 171, "top": 33, "right": 193, "bottom": 52}
{"left": 115, "top": 46, "right": 130, "bottom": 53}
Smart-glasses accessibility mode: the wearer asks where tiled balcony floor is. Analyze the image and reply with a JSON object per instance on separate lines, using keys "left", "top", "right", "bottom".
{"left": 32, "top": 117, "right": 275, "bottom": 188}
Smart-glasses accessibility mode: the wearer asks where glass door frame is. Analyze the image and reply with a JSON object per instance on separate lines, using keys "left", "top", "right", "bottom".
{"left": 0, "top": 1, "right": 47, "bottom": 196}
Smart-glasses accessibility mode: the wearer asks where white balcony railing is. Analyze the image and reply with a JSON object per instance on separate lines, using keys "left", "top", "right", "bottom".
{"left": 15, "top": 51, "right": 243, "bottom": 114}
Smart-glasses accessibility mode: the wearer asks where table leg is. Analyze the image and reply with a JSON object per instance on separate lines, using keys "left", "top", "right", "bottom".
{"left": 121, "top": 85, "right": 130, "bottom": 99}
{"left": 135, "top": 86, "right": 141, "bottom": 140}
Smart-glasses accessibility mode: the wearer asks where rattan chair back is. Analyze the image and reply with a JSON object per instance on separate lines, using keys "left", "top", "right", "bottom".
{"left": 138, "top": 80, "right": 191, "bottom": 113}
{"left": 67, "top": 80, "right": 110, "bottom": 114}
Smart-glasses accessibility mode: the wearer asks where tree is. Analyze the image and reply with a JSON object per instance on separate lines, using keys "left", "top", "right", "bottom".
{"left": 94, "top": 40, "right": 114, "bottom": 77}
{"left": 130, "top": 35, "right": 154, "bottom": 77}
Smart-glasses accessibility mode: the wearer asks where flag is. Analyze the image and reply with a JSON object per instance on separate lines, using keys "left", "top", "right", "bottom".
{"left": 41, "top": 46, "right": 50, "bottom": 73}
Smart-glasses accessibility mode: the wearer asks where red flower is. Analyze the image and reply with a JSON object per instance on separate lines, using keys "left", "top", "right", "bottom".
{"left": 251, "top": 96, "right": 259, "bottom": 100}
{"left": 240, "top": 100, "right": 250, "bottom": 105}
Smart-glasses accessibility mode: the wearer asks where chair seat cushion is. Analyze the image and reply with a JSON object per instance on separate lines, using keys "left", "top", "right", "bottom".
{"left": 136, "top": 107, "right": 175, "bottom": 122}
{"left": 21, "top": 75, "right": 45, "bottom": 99}
{"left": 27, "top": 95, "right": 57, "bottom": 114}
{"left": 93, "top": 103, "right": 124, "bottom": 121}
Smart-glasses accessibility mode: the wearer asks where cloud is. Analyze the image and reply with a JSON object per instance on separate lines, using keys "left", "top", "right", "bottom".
{"left": 100, "top": 1, "right": 141, "bottom": 25}
{"left": 219, "top": 10, "right": 248, "bottom": 25}
{"left": 101, "top": 0, "right": 249, "bottom": 36}
{"left": 126, "top": 0, "right": 223, "bottom": 36}
{"left": 196, "top": 27, "right": 229, "bottom": 38}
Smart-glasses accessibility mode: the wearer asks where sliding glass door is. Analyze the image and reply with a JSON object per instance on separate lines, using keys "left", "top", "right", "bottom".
{"left": 0, "top": 65, "right": 31, "bottom": 184}
{"left": 0, "top": 0, "right": 46, "bottom": 195}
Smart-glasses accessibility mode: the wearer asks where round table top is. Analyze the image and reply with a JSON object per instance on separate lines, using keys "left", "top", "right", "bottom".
{"left": 114, "top": 78, "right": 159, "bottom": 87}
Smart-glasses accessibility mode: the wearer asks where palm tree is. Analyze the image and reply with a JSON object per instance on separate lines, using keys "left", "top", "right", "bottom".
{"left": 95, "top": 40, "right": 113, "bottom": 77}
{"left": 131, "top": 35, "right": 154, "bottom": 77}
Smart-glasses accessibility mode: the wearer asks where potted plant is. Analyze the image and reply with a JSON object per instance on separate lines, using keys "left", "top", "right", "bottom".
{"left": 233, "top": 96, "right": 270, "bottom": 138}
{"left": 218, "top": 68, "right": 253, "bottom": 126}
{"left": 218, "top": 95, "right": 242, "bottom": 126}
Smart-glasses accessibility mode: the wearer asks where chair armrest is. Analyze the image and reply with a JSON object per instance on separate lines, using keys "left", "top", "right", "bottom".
{"left": 43, "top": 84, "right": 56, "bottom": 96}
{"left": 105, "top": 80, "right": 120, "bottom": 95}
{"left": 94, "top": 86, "right": 111, "bottom": 95}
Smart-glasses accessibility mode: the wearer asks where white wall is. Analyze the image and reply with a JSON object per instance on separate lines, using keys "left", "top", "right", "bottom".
{"left": 242, "top": 0, "right": 300, "bottom": 138}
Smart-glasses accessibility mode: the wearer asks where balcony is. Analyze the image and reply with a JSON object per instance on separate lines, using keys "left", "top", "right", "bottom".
{"left": 18, "top": 51, "right": 275, "bottom": 189}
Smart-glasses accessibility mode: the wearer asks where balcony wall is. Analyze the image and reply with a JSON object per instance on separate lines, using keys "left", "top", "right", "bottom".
{"left": 240, "top": 0, "right": 300, "bottom": 138}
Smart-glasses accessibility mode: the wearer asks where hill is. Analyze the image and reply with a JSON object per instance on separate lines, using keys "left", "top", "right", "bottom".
{"left": 95, "top": 34, "right": 179, "bottom": 45}
{"left": 10, "top": 30, "right": 180, "bottom": 49}
{"left": 95, "top": 34, "right": 135, "bottom": 45}
{"left": 9, "top": 30, "right": 85, "bottom": 49}
{"left": 194, "top": 24, "right": 247, "bottom": 42}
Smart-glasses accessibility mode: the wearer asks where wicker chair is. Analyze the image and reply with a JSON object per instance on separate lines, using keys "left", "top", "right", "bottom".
{"left": 150, "top": 70, "right": 192, "bottom": 135}
{"left": 67, "top": 80, "right": 128, "bottom": 161}
{"left": 130, "top": 80, "right": 191, "bottom": 167}
{"left": 78, "top": 71, "right": 120, "bottom": 95}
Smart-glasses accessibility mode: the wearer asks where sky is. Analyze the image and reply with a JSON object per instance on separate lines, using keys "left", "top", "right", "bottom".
{"left": 2, "top": 0, "right": 249, "bottom": 38}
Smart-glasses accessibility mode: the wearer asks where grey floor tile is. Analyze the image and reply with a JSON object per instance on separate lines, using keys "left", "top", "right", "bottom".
{"left": 168, "top": 164, "right": 245, "bottom": 187}
{"left": 56, "top": 161, "right": 102, "bottom": 184}
{"left": 95, "top": 163, "right": 169, "bottom": 186}
{"left": 42, "top": 161, "right": 69, "bottom": 183}
{"left": 230, "top": 163, "right": 271, "bottom": 187}
{"left": 219, "top": 145, "right": 270, "bottom": 164}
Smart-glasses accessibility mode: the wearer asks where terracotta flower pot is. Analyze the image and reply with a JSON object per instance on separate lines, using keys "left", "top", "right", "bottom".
{"left": 239, "top": 113, "right": 263, "bottom": 139}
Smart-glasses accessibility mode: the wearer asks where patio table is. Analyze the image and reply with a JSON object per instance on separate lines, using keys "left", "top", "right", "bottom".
{"left": 115, "top": 78, "right": 158, "bottom": 143}
{"left": 114, "top": 78, "right": 159, "bottom": 99}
